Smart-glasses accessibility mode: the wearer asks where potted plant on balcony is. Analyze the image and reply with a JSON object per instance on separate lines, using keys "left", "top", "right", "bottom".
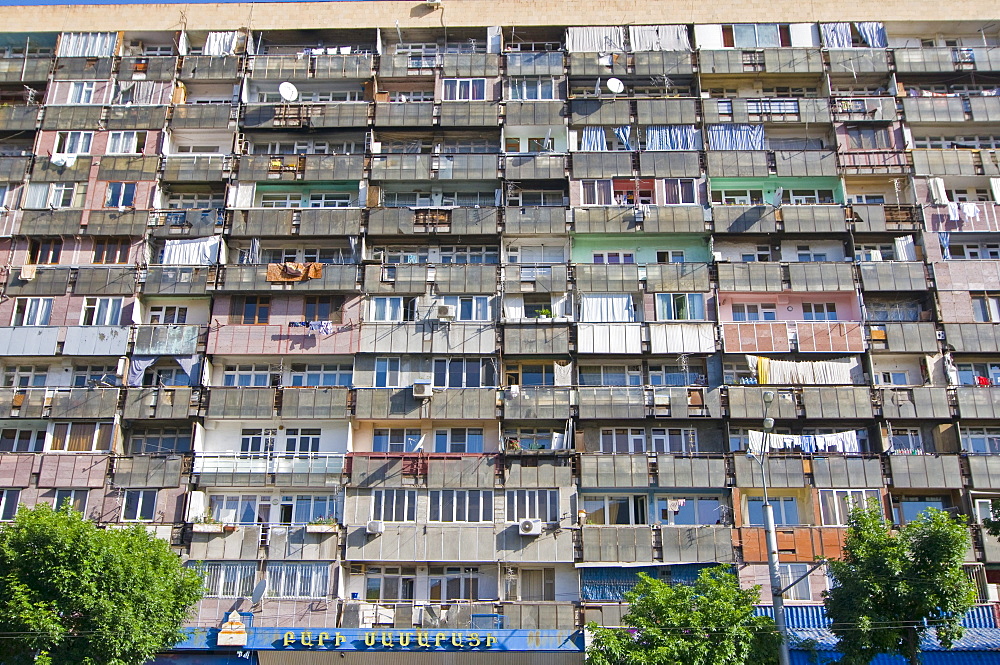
{"left": 534, "top": 308, "right": 552, "bottom": 319}
{"left": 305, "top": 515, "right": 339, "bottom": 533}
{"left": 192, "top": 515, "right": 225, "bottom": 533}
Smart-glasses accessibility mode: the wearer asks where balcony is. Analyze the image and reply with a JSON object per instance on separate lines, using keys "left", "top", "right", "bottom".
{"left": 352, "top": 389, "right": 419, "bottom": 420}
{"left": 647, "top": 322, "right": 717, "bottom": 354}
{"left": 877, "top": 387, "right": 951, "bottom": 420}
{"left": 703, "top": 98, "right": 830, "bottom": 124}
{"left": 0, "top": 387, "right": 120, "bottom": 419}
{"left": 367, "top": 207, "right": 499, "bottom": 235}
{"left": 968, "top": 456, "right": 1000, "bottom": 491}
{"left": 568, "top": 52, "right": 627, "bottom": 76}
{"left": 637, "top": 151, "right": 701, "bottom": 178}
{"left": 40, "top": 106, "right": 103, "bottom": 130}
{"left": 439, "top": 101, "right": 501, "bottom": 127}
{"left": 858, "top": 262, "right": 929, "bottom": 291}
{"left": 0, "top": 56, "right": 52, "bottom": 82}
{"left": 133, "top": 325, "right": 205, "bottom": 355}
{"left": 192, "top": 452, "right": 346, "bottom": 486}
{"left": 161, "top": 155, "right": 228, "bottom": 182}
{"left": 179, "top": 55, "right": 242, "bottom": 80}
{"left": 738, "top": 527, "right": 845, "bottom": 563}
{"left": 242, "top": 102, "right": 370, "bottom": 129}
{"left": 359, "top": 322, "right": 496, "bottom": 354}
{"left": 828, "top": 48, "right": 889, "bottom": 73}
{"left": 123, "top": 387, "right": 200, "bottom": 420}
{"left": 574, "top": 264, "right": 642, "bottom": 292}
{"left": 866, "top": 322, "right": 938, "bottom": 353}
{"left": 148, "top": 209, "right": 223, "bottom": 237}
{"left": 636, "top": 98, "right": 699, "bottom": 125}
{"left": 504, "top": 100, "right": 565, "bottom": 125}
{"left": 956, "top": 387, "right": 1000, "bottom": 419}
{"left": 837, "top": 150, "right": 910, "bottom": 174}
{"left": 912, "top": 149, "right": 995, "bottom": 176}
{"left": 849, "top": 204, "right": 922, "bottom": 232}
{"left": 699, "top": 48, "right": 823, "bottom": 74}
{"left": 111, "top": 455, "right": 184, "bottom": 488}
{"left": 734, "top": 456, "right": 806, "bottom": 486}
{"left": 721, "top": 321, "right": 865, "bottom": 353}
{"left": 888, "top": 455, "right": 962, "bottom": 489}
{"left": 576, "top": 323, "right": 643, "bottom": 354}
{"left": 633, "top": 50, "right": 696, "bottom": 75}
{"left": 106, "top": 105, "right": 169, "bottom": 130}
{"left": 142, "top": 266, "right": 211, "bottom": 295}
{"left": 712, "top": 205, "right": 777, "bottom": 233}
{"left": 577, "top": 386, "right": 646, "bottom": 419}
{"left": 35, "top": 454, "right": 110, "bottom": 488}
{"left": 706, "top": 150, "right": 837, "bottom": 177}
{"left": 218, "top": 264, "right": 359, "bottom": 291}
{"left": 0, "top": 105, "right": 39, "bottom": 131}
{"left": 502, "top": 386, "right": 572, "bottom": 420}
{"left": 941, "top": 323, "right": 1000, "bottom": 353}
{"left": 570, "top": 152, "right": 633, "bottom": 179}
{"left": 780, "top": 205, "right": 849, "bottom": 233}
{"left": 373, "top": 102, "right": 435, "bottom": 127}
{"left": 0, "top": 327, "right": 60, "bottom": 356}
{"left": 812, "top": 456, "right": 884, "bottom": 488}
{"left": 580, "top": 526, "right": 655, "bottom": 562}
{"left": 581, "top": 455, "right": 653, "bottom": 484}
{"left": 832, "top": 97, "right": 898, "bottom": 122}
{"left": 502, "top": 324, "right": 572, "bottom": 355}
{"left": 206, "top": 324, "right": 358, "bottom": 356}
{"left": 169, "top": 103, "right": 234, "bottom": 129}
{"left": 934, "top": 260, "right": 1000, "bottom": 293}
{"left": 280, "top": 387, "right": 350, "bottom": 419}
{"left": 229, "top": 207, "right": 363, "bottom": 237}
{"left": 74, "top": 267, "right": 138, "bottom": 296}
{"left": 206, "top": 387, "right": 276, "bottom": 419}
{"left": 656, "top": 455, "right": 727, "bottom": 487}
{"left": 236, "top": 154, "right": 365, "bottom": 181}
{"left": 504, "top": 206, "right": 567, "bottom": 235}
{"left": 924, "top": 202, "right": 1000, "bottom": 233}
{"left": 893, "top": 47, "right": 1000, "bottom": 73}
{"left": 249, "top": 54, "right": 374, "bottom": 80}
{"left": 505, "top": 51, "right": 565, "bottom": 76}
{"left": 504, "top": 154, "right": 566, "bottom": 180}
{"left": 370, "top": 153, "right": 499, "bottom": 181}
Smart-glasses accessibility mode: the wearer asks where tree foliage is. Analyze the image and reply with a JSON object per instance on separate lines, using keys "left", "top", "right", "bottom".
{"left": 824, "top": 503, "right": 976, "bottom": 665}
{"left": 0, "top": 503, "right": 204, "bottom": 665}
{"left": 585, "top": 567, "right": 779, "bottom": 665}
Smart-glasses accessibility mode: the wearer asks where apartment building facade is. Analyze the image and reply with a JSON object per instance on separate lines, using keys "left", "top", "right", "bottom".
{"left": 0, "top": 2, "right": 999, "bottom": 663}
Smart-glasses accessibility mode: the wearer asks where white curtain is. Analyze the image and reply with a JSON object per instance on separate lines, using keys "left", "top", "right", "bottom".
{"left": 566, "top": 27, "right": 625, "bottom": 53}
{"left": 706, "top": 124, "right": 765, "bottom": 150}
{"left": 203, "top": 31, "right": 241, "bottom": 56}
{"left": 855, "top": 22, "right": 887, "bottom": 48}
{"left": 894, "top": 235, "right": 917, "bottom": 261}
{"left": 821, "top": 23, "right": 853, "bottom": 48}
{"left": 116, "top": 81, "right": 163, "bottom": 105}
{"left": 990, "top": 178, "right": 1000, "bottom": 204}
{"left": 178, "top": 31, "right": 190, "bottom": 56}
{"left": 503, "top": 294, "right": 524, "bottom": 319}
{"left": 58, "top": 32, "right": 117, "bottom": 57}
{"left": 646, "top": 125, "right": 701, "bottom": 151}
{"left": 580, "top": 126, "right": 608, "bottom": 151}
{"left": 628, "top": 25, "right": 691, "bottom": 51}
{"left": 928, "top": 177, "right": 950, "bottom": 204}
{"left": 580, "top": 294, "right": 634, "bottom": 323}
{"left": 24, "top": 183, "right": 49, "bottom": 209}
{"left": 748, "top": 355, "right": 858, "bottom": 384}
{"left": 162, "top": 237, "right": 222, "bottom": 266}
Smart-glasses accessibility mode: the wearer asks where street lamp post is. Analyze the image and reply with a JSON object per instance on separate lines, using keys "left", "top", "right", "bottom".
{"left": 747, "top": 389, "right": 791, "bottom": 665}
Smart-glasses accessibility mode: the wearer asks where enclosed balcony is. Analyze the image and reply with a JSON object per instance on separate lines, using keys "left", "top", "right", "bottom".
{"left": 192, "top": 452, "right": 346, "bottom": 486}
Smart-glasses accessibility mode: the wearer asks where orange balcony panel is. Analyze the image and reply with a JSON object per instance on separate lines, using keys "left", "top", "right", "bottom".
{"left": 737, "top": 526, "right": 846, "bottom": 563}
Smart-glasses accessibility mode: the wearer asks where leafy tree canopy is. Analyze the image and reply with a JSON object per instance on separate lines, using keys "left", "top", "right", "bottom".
{"left": 0, "top": 503, "right": 204, "bottom": 665}
{"left": 585, "top": 566, "right": 779, "bottom": 665}
{"left": 824, "top": 504, "right": 976, "bottom": 665}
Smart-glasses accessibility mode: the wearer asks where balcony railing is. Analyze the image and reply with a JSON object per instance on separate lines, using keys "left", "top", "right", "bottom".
{"left": 192, "top": 452, "right": 346, "bottom": 476}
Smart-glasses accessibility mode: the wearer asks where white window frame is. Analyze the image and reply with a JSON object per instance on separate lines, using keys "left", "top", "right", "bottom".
{"left": 578, "top": 364, "right": 642, "bottom": 387}
{"left": 266, "top": 562, "right": 330, "bottom": 599}
{"left": 732, "top": 303, "right": 777, "bottom": 321}
{"left": 746, "top": 495, "right": 800, "bottom": 526}
{"left": 650, "top": 427, "right": 699, "bottom": 453}
{"left": 819, "top": 489, "right": 882, "bottom": 526}
{"left": 802, "top": 302, "right": 838, "bottom": 321}
{"left": 289, "top": 364, "right": 352, "bottom": 387}
{"left": 106, "top": 131, "right": 146, "bottom": 154}
{"left": 192, "top": 562, "right": 256, "bottom": 598}
{"left": 778, "top": 563, "right": 813, "bottom": 601}
{"left": 121, "top": 489, "right": 157, "bottom": 521}
{"left": 434, "top": 427, "right": 484, "bottom": 453}
{"left": 69, "top": 81, "right": 96, "bottom": 104}
{"left": 53, "top": 488, "right": 88, "bottom": 513}
{"left": 581, "top": 494, "right": 648, "bottom": 525}
{"left": 961, "top": 427, "right": 1000, "bottom": 454}
{"left": 442, "top": 295, "right": 492, "bottom": 321}
{"left": 508, "top": 76, "right": 557, "bottom": 100}
{"left": 374, "top": 357, "right": 401, "bottom": 388}
{"left": 372, "top": 428, "right": 422, "bottom": 453}
{"left": 429, "top": 489, "right": 494, "bottom": 522}
{"left": 223, "top": 364, "right": 273, "bottom": 387}
{"left": 104, "top": 182, "right": 137, "bottom": 208}
{"left": 0, "top": 427, "right": 46, "bottom": 452}
{"left": 663, "top": 178, "right": 698, "bottom": 205}
{"left": 53, "top": 131, "right": 93, "bottom": 155}
{"left": 80, "top": 297, "right": 124, "bottom": 326}
{"left": 372, "top": 489, "right": 417, "bottom": 522}
{"left": 656, "top": 495, "right": 725, "bottom": 526}
{"left": 600, "top": 427, "right": 647, "bottom": 453}
{"left": 655, "top": 293, "right": 706, "bottom": 320}
{"left": 0, "top": 489, "right": 20, "bottom": 520}
{"left": 147, "top": 305, "right": 188, "bottom": 325}
{"left": 581, "top": 179, "right": 614, "bottom": 206}
{"left": 442, "top": 78, "right": 487, "bottom": 101}
{"left": 505, "top": 489, "right": 559, "bottom": 523}
{"left": 12, "top": 298, "right": 53, "bottom": 326}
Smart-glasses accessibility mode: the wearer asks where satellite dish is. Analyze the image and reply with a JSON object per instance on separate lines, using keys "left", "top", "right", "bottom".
{"left": 278, "top": 82, "right": 299, "bottom": 103}
{"left": 606, "top": 77, "right": 625, "bottom": 94}
{"left": 771, "top": 187, "right": 784, "bottom": 208}
{"left": 250, "top": 578, "right": 268, "bottom": 605}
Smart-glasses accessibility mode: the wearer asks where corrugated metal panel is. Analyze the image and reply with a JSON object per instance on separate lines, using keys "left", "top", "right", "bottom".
{"left": 261, "top": 653, "right": 584, "bottom": 665}
{"left": 755, "top": 604, "right": 829, "bottom": 629}
{"left": 756, "top": 608, "right": 998, "bottom": 631}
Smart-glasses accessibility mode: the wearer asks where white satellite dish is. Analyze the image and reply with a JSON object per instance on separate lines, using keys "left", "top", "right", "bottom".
{"left": 606, "top": 77, "right": 625, "bottom": 94}
{"left": 250, "top": 578, "right": 268, "bottom": 605}
{"left": 278, "top": 81, "right": 299, "bottom": 103}
{"left": 771, "top": 187, "right": 784, "bottom": 208}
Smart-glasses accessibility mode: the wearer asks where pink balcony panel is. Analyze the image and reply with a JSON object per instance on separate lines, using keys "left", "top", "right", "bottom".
{"left": 206, "top": 324, "right": 359, "bottom": 355}
{"left": 721, "top": 322, "right": 792, "bottom": 353}
{"left": 924, "top": 203, "right": 1000, "bottom": 233}
{"left": 796, "top": 321, "right": 865, "bottom": 353}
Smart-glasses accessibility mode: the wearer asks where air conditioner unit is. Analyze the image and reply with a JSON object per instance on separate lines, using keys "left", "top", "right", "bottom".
{"left": 936, "top": 330, "right": 946, "bottom": 340}
{"left": 437, "top": 305, "right": 457, "bottom": 320}
{"left": 519, "top": 518, "right": 543, "bottom": 536}
{"left": 366, "top": 520, "right": 385, "bottom": 535}
{"left": 412, "top": 381, "right": 433, "bottom": 398}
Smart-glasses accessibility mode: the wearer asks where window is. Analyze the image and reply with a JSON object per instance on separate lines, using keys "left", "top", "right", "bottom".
{"left": 429, "top": 566, "right": 480, "bottom": 601}
{"left": 778, "top": 564, "right": 812, "bottom": 601}
{"left": 374, "top": 357, "right": 401, "bottom": 388}
{"left": 50, "top": 423, "right": 113, "bottom": 452}
{"left": 894, "top": 497, "right": 946, "bottom": 524}
{"left": 283, "top": 429, "right": 322, "bottom": 455}
{"left": 961, "top": 427, "right": 1000, "bottom": 454}
{"left": 433, "top": 359, "right": 496, "bottom": 388}
{"left": 0, "top": 428, "right": 46, "bottom": 452}
{"left": 973, "top": 296, "right": 1000, "bottom": 323}
{"left": 72, "top": 365, "right": 116, "bottom": 387}
{"left": 507, "top": 189, "right": 564, "bottom": 206}
{"left": 663, "top": 178, "right": 698, "bottom": 205}
{"left": 129, "top": 428, "right": 191, "bottom": 454}
{"left": 370, "top": 296, "right": 416, "bottom": 322}
{"left": 54, "top": 131, "right": 93, "bottom": 154}
{"left": 855, "top": 243, "right": 895, "bottom": 262}
{"left": 54, "top": 489, "right": 88, "bottom": 513}
{"left": 509, "top": 77, "right": 557, "bottom": 100}
{"left": 655, "top": 293, "right": 706, "bottom": 320}
{"left": 443, "top": 78, "right": 486, "bottom": 101}
{"left": 846, "top": 126, "right": 890, "bottom": 150}
{"left": 241, "top": 429, "right": 276, "bottom": 454}
{"left": 439, "top": 245, "right": 499, "bottom": 264}
{"left": 147, "top": 306, "right": 187, "bottom": 324}
{"left": 260, "top": 193, "right": 301, "bottom": 208}
{"left": 2, "top": 365, "right": 47, "bottom": 388}
{"left": 819, "top": 489, "right": 882, "bottom": 526}
{"left": 80, "top": 298, "right": 123, "bottom": 325}
{"left": 0, "top": 489, "right": 19, "bottom": 520}
{"left": 28, "top": 239, "right": 62, "bottom": 264}
{"left": 875, "top": 371, "right": 910, "bottom": 386}
{"left": 24, "top": 182, "right": 82, "bottom": 209}
{"left": 582, "top": 179, "right": 614, "bottom": 206}
{"left": 650, "top": 428, "right": 699, "bottom": 453}
{"left": 721, "top": 24, "right": 791, "bottom": 48}
{"left": 803, "top": 303, "right": 838, "bottom": 321}
{"left": 510, "top": 568, "right": 556, "bottom": 602}
{"left": 579, "top": 365, "right": 642, "bottom": 387}
{"left": 506, "top": 489, "right": 559, "bottom": 522}
{"left": 600, "top": 428, "right": 646, "bottom": 453}
{"left": 956, "top": 363, "right": 1000, "bottom": 386}
{"left": 104, "top": 182, "right": 137, "bottom": 208}
{"left": 711, "top": 189, "right": 765, "bottom": 205}
{"left": 582, "top": 495, "right": 648, "bottom": 525}
{"left": 783, "top": 189, "right": 835, "bottom": 205}
{"left": 144, "top": 366, "right": 189, "bottom": 387}
{"left": 442, "top": 295, "right": 492, "bottom": 321}
{"left": 795, "top": 246, "right": 828, "bottom": 262}
{"left": 231, "top": 296, "right": 270, "bottom": 324}
{"left": 657, "top": 496, "right": 725, "bottom": 525}
{"left": 429, "top": 490, "right": 493, "bottom": 522}
{"left": 732, "top": 303, "right": 776, "bottom": 321}
{"left": 106, "top": 131, "right": 146, "bottom": 154}
{"left": 373, "top": 489, "right": 417, "bottom": 522}
{"left": 434, "top": 427, "right": 485, "bottom": 453}
{"left": 266, "top": 562, "right": 329, "bottom": 599}
{"left": 308, "top": 192, "right": 353, "bottom": 208}
{"left": 223, "top": 365, "right": 275, "bottom": 388}
{"left": 69, "top": 81, "right": 96, "bottom": 104}
{"left": 373, "top": 428, "right": 422, "bottom": 453}
{"left": 122, "top": 489, "right": 157, "bottom": 521}
{"left": 192, "top": 562, "right": 256, "bottom": 598}
{"left": 592, "top": 251, "right": 635, "bottom": 265}
{"left": 951, "top": 243, "right": 1000, "bottom": 260}
{"left": 506, "top": 363, "right": 555, "bottom": 386}
{"left": 649, "top": 363, "right": 706, "bottom": 387}
{"left": 167, "top": 192, "right": 225, "bottom": 209}
{"left": 303, "top": 295, "right": 344, "bottom": 322}
{"left": 739, "top": 245, "right": 775, "bottom": 262}
{"left": 207, "top": 494, "right": 269, "bottom": 524}
{"left": 505, "top": 428, "right": 558, "bottom": 451}
{"left": 92, "top": 238, "right": 130, "bottom": 264}
{"left": 364, "top": 566, "right": 416, "bottom": 601}
{"left": 890, "top": 427, "right": 923, "bottom": 454}
{"left": 975, "top": 499, "right": 999, "bottom": 525}
{"left": 289, "top": 364, "right": 352, "bottom": 387}
{"left": 746, "top": 496, "right": 800, "bottom": 526}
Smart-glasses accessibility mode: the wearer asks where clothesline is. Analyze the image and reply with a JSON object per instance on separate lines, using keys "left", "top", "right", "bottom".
{"left": 747, "top": 429, "right": 862, "bottom": 455}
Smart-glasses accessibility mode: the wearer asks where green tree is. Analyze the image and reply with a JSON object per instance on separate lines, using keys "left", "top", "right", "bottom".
{"left": 824, "top": 503, "right": 976, "bottom": 665}
{"left": 0, "top": 502, "right": 204, "bottom": 665}
{"left": 585, "top": 567, "right": 779, "bottom": 665}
